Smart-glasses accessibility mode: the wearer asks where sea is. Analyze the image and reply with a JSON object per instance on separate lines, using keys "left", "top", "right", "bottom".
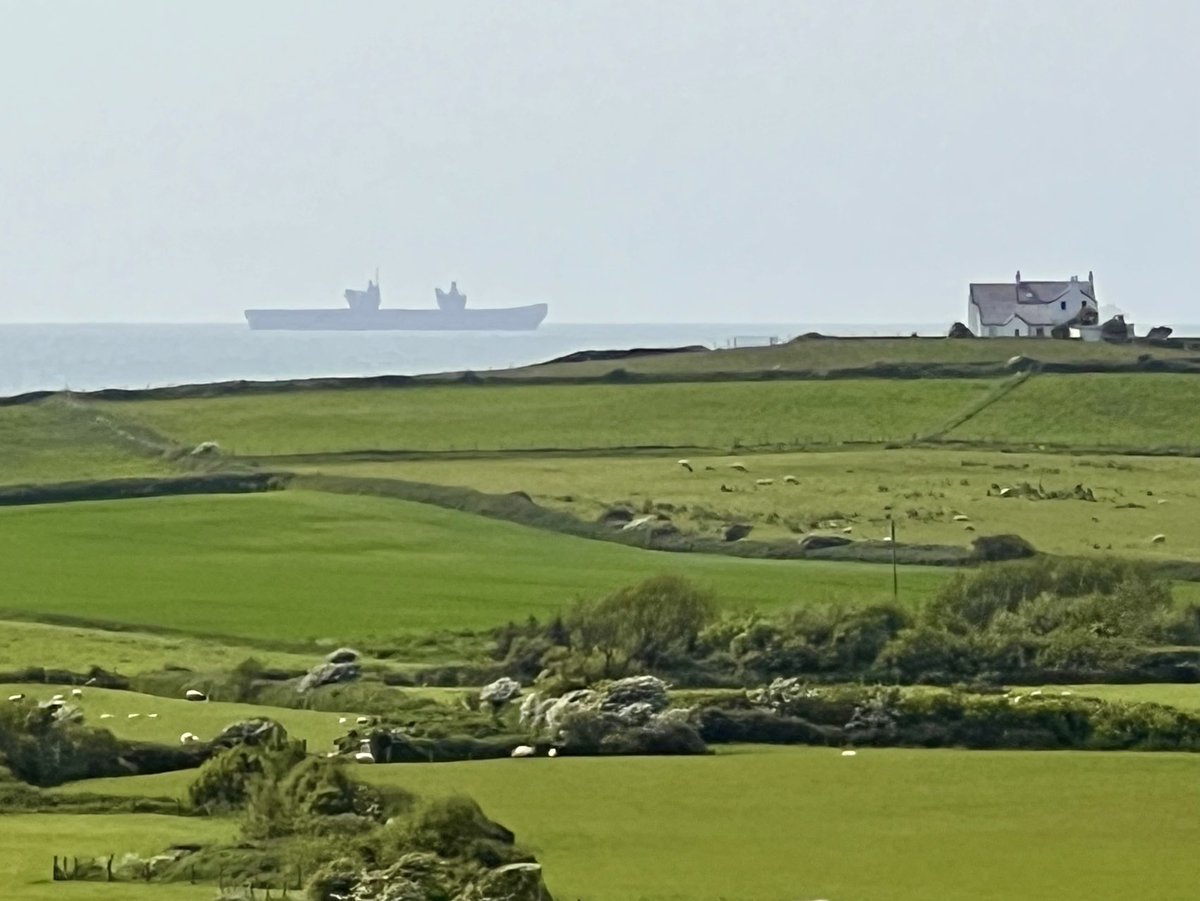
{"left": 0, "top": 322, "right": 946, "bottom": 397}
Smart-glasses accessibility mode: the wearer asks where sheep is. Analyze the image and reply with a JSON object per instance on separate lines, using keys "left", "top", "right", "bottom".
{"left": 179, "top": 732, "right": 199, "bottom": 744}
{"left": 728, "top": 462, "right": 749, "bottom": 473}
{"left": 1151, "top": 534, "right": 1166, "bottom": 544}
{"left": 100, "top": 713, "right": 114, "bottom": 719}
{"left": 127, "top": 713, "right": 140, "bottom": 719}
{"left": 338, "top": 717, "right": 348, "bottom": 725}
{"left": 510, "top": 745, "right": 536, "bottom": 758}
{"left": 1030, "top": 689, "right": 1043, "bottom": 697}
{"left": 677, "top": 459, "right": 693, "bottom": 472}
{"left": 7, "top": 693, "right": 24, "bottom": 702}
{"left": 147, "top": 713, "right": 159, "bottom": 719}
{"left": 840, "top": 749, "right": 857, "bottom": 757}
{"left": 184, "top": 689, "right": 207, "bottom": 702}
{"left": 783, "top": 475, "right": 799, "bottom": 485}
{"left": 71, "top": 688, "right": 83, "bottom": 698}
{"left": 548, "top": 748, "right": 558, "bottom": 758}
{"left": 952, "top": 514, "right": 970, "bottom": 522}
{"left": 356, "top": 716, "right": 371, "bottom": 725}
{"left": 51, "top": 694, "right": 65, "bottom": 702}
{"left": 841, "top": 526, "right": 853, "bottom": 534}
{"left": 755, "top": 478, "right": 774, "bottom": 486}
{"left": 354, "top": 751, "right": 375, "bottom": 764}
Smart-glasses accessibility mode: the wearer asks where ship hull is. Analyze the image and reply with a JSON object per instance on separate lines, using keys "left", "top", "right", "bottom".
{"left": 243, "top": 303, "right": 548, "bottom": 332}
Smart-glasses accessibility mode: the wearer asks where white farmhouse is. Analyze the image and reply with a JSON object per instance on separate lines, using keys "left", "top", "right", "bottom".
{"left": 968, "top": 271, "right": 1099, "bottom": 338}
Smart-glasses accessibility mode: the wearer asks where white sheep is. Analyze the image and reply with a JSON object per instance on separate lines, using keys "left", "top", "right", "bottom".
{"left": 841, "top": 749, "right": 857, "bottom": 757}
{"left": 147, "top": 713, "right": 159, "bottom": 719}
{"left": 127, "top": 713, "right": 140, "bottom": 719}
{"left": 784, "top": 475, "right": 799, "bottom": 485}
{"left": 953, "top": 514, "right": 970, "bottom": 522}
{"left": 755, "top": 478, "right": 774, "bottom": 486}
{"left": 7, "top": 693, "right": 24, "bottom": 702}
{"left": 185, "top": 689, "right": 207, "bottom": 702}
{"left": 356, "top": 716, "right": 371, "bottom": 725}
{"left": 677, "top": 459, "right": 693, "bottom": 472}
{"left": 338, "top": 717, "right": 348, "bottom": 725}
{"left": 100, "top": 713, "right": 114, "bottom": 719}
{"left": 1151, "top": 534, "right": 1166, "bottom": 544}
{"left": 179, "top": 732, "right": 198, "bottom": 744}
{"left": 354, "top": 751, "right": 375, "bottom": 764}
{"left": 510, "top": 745, "right": 536, "bottom": 758}
{"left": 71, "top": 688, "right": 83, "bottom": 698}
{"left": 548, "top": 748, "right": 558, "bottom": 758}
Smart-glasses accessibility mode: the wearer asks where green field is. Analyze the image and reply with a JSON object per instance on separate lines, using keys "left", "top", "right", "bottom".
{"left": 498, "top": 336, "right": 1199, "bottom": 379}
{"left": 949, "top": 373, "right": 1200, "bottom": 448}
{"left": 0, "top": 814, "right": 231, "bottom": 901}
{"left": 0, "top": 491, "right": 940, "bottom": 642}
{"left": 355, "top": 746, "right": 1200, "bottom": 901}
{"left": 93, "top": 379, "right": 994, "bottom": 455}
{"left": 0, "top": 683, "right": 364, "bottom": 751}
{"left": 306, "top": 446, "right": 1200, "bottom": 561}
{"left": 0, "top": 400, "right": 172, "bottom": 485}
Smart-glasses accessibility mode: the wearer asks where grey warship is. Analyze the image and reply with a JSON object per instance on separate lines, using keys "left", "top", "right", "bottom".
{"left": 244, "top": 279, "right": 548, "bottom": 331}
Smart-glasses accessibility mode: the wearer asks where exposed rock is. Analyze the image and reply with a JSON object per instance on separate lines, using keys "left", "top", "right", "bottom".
{"left": 325, "top": 647, "right": 361, "bottom": 665}
{"left": 798, "top": 534, "right": 852, "bottom": 551}
{"left": 1146, "top": 326, "right": 1173, "bottom": 341}
{"left": 599, "top": 675, "right": 670, "bottom": 721}
{"left": 1100, "top": 314, "right": 1131, "bottom": 341}
{"left": 598, "top": 506, "right": 635, "bottom": 527}
{"left": 458, "top": 862, "right": 555, "bottom": 901}
{"left": 298, "top": 660, "right": 361, "bottom": 693}
{"left": 480, "top": 677, "right": 523, "bottom": 708}
{"left": 724, "top": 523, "right": 753, "bottom": 542}
{"left": 947, "top": 321, "right": 974, "bottom": 338}
{"left": 209, "top": 718, "right": 288, "bottom": 749}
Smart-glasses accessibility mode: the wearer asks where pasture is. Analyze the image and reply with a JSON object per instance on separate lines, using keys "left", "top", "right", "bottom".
{"left": 360, "top": 745, "right": 1200, "bottom": 901}
{"left": 91, "top": 379, "right": 995, "bottom": 455}
{"left": 303, "top": 447, "right": 1200, "bottom": 561}
{"left": 0, "top": 814, "right": 231, "bottom": 901}
{"left": 497, "top": 335, "right": 1200, "bottom": 379}
{"left": 0, "top": 683, "right": 363, "bottom": 751}
{"left": 948, "top": 373, "right": 1200, "bottom": 448}
{"left": 0, "top": 400, "right": 172, "bottom": 486}
{"left": 0, "top": 491, "right": 942, "bottom": 642}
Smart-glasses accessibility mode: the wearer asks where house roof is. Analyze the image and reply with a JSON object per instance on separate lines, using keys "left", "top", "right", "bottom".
{"left": 969, "top": 278, "right": 1096, "bottom": 327}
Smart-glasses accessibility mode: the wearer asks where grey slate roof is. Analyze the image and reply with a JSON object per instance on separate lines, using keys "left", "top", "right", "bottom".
{"left": 969, "top": 278, "right": 1096, "bottom": 327}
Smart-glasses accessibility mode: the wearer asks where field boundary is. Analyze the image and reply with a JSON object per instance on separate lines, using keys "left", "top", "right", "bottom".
{"left": 0, "top": 472, "right": 290, "bottom": 507}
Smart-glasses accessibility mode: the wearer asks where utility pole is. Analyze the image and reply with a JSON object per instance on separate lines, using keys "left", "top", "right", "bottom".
{"left": 890, "top": 518, "right": 898, "bottom": 603}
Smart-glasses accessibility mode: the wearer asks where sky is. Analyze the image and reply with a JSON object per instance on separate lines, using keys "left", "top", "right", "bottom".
{"left": 1, "top": 0, "right": 1197, "bottom": 325}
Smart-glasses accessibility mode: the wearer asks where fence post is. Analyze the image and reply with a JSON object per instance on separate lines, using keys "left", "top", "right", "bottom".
{"left": 52, "top": 856, "right": 59, "bottom": 881}
{"left": 107, "top": 855, "right": 114, "bottom": 882}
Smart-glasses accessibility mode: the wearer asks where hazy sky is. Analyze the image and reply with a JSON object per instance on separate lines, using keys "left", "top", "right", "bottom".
{"left": 1, "top": 1, "right": 1196, "bottom": 324}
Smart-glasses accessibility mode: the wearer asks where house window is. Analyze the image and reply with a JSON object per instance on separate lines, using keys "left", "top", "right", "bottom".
{"left": 1060, "top": 301, "right": 1067, "bottom": 310}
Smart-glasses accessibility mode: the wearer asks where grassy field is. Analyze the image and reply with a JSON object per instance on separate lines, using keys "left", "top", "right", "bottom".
{"left": 948, "top": 373, "right": 1200, "bottom": 448}
{"left": 354, "top": 745, "right": 1200, "bottom": 901}
{"left": 0, "top": 400, "right": 172, "bottom": 486}
{"left": 0, "top": 683, "right": 366, "bottom": 751}
{"left": 497, "top": 336, "right": 1200, "bottom": 379}
{"left": 0, "top": 491, "right": 942, "bottom": 642}
{"left": 0, "top": 814, "right": 231, "bottom": 901}
{"left": 303, "top": 447, "right": 1200, "bottom": 562}
{"left": 92, "top": 379, "right": 995, "bottom": 455}
{"left": 0, "top": 620, "right": 322, "bottom": 675}
{"left": 1036, "top": 683, "right": 1200, "bottom": 712}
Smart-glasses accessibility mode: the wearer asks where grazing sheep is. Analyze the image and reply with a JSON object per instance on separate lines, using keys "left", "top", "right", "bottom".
{"left": 841, "top": 749, "right": 857, "bottom": 757}
{"left": 71, "top": 688, "right": 83, "bottom": 698}
{"left": 952, "top": 514, "right": 970, "bottom": 522}
{"left": 728, "top": 462, "right": 749, "bottom": 472}
{"left": 356, "top": 716, "right": 371, "bottom": 725}
{"left": 184, "top": 689, "right": 207, "bottom": 702}
{"left": 338, "top": 717, "right": 348, "bottom": 725}
{"left": 677, "top": 459, "right": 693, "bottom": 472}
{"left": 755, "top": 478, "right": 774, "bottom": 486}
{"left": 1030, "top": 689, "right": 1043, "bottom": 697}
{"left": 548, "top": 748, "right": 558, "bottom": 758}
{"left": 51, "top": 694, "right": 65, "bottom": 702}
{"left": 179, "top": 732, "right": 198, "bottom": 744}
{"left": 7, "top": 693, "right": 24, "bottom": 702}
{"left": 510, "top": 745, "right": 536, "bottom": 758}
{"left": 127, "top": 713, "right": 140, "bottom": 719}
{"left": 841, "top": 526, "right": 853, "bottom": 534}
{"left": 1151, "top": 534, "right": 1167, "bottom": 544}
{"left": 784, "top": 475, "right": 799, "bottom": 485}
{"left": 100, "top": 713, "right": 114, "bottom": 719}
{"left": 147, "top": 713, "right": 159, "bottom": 719}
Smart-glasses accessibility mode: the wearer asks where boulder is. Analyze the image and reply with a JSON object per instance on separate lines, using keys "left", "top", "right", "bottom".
{"left": 599, "top": 675, "right": 670, "bottom": 721}
{"left": 298, "top": 660, "right": 361, "bottom": 693}
{"left": 724, "top": 523, "right": 753, "bottom": 542}
{"left": 325, "top": 647, "right": 361, "bottom": 665}
{"left": 1146, "top": 325, "right": 1173, "bottom": 341}
{"left": 480, "top": 677, "right": 523, "bottom": 707}
{"left": 459, "top": 862, "right": 555, "bottom": 901}
{"left": 947, "top": 321, "right": 974, "bottom": 338}
{"left": 799, "top": 534, "right": 852, "bottom": 551}
{"left": 1100, "top": 314, "right": 1131, "bottom": 341}
{"left": 210, "top": 718, "right": 288, "bottom": 749}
